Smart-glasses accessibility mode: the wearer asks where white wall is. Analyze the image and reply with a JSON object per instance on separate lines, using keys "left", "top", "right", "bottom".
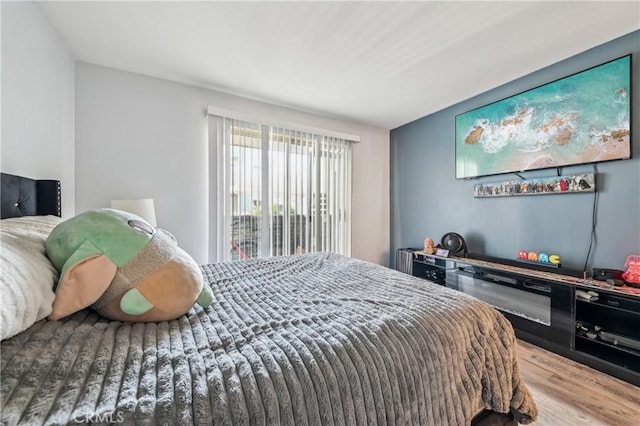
{"left": 75, "top": 63, "right": 390, "bottom": 266}
{"left": 1, "top": 1, "right": 75, "bottom": 217}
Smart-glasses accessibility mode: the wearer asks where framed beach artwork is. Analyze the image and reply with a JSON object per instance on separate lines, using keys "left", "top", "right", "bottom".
{"left": 456, "top": 55, "right": 631, "bottom": 179}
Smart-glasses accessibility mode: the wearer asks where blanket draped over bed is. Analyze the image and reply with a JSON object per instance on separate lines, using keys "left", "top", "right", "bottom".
{"left": 1, "top": 252, "right": 537, "bottom": 425}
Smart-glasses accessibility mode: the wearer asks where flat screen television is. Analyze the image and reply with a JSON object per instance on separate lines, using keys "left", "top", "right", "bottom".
{"left": 455, "top": 54, "right": 631, "bottom": 179}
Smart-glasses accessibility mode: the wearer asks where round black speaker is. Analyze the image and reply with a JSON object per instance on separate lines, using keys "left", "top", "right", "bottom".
{"left": 440, "top": 232, "right": 467, "bottom": 256}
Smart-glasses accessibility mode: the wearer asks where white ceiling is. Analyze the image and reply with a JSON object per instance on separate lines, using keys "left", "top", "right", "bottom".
{"left": 35, "top": 1, "right": 640, "bottom": 130}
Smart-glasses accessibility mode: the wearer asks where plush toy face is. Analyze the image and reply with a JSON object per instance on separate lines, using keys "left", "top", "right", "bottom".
{"left": 45, "top": 208, "right": 213, "bottom": 322}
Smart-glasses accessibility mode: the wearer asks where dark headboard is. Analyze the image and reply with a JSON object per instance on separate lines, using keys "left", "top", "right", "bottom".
{"left": 1, "top": 173, "right": 61, "bottom": 219}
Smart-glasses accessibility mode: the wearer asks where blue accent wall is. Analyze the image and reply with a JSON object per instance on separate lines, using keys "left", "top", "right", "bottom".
{"left": 391, "top": 31, "right": 640, "bottom": 271}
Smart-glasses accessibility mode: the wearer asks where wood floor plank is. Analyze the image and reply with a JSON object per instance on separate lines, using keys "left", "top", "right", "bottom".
{"left": 519, "top": 342, "right": 640, "bottom": 407}
{"left": 516, "top": 340, "right": 640, "bottom": 425}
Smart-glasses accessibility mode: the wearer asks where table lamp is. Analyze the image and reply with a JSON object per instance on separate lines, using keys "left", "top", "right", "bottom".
{"left": 110, "top": 199, "right": 157, "bottom": 227}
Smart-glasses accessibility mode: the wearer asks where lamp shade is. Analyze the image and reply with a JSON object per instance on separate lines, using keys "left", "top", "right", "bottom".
{"left": 110, "top": 199, "right": 157, "bottom": 227}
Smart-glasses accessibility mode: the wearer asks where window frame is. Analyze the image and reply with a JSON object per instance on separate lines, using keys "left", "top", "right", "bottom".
{"left": 208, "top": 107, "right": 357, "bottom": 263}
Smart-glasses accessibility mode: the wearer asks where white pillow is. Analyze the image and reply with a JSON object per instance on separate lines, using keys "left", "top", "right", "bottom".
{"left": 0, "top": 215, "right": 62, "bottom": 340}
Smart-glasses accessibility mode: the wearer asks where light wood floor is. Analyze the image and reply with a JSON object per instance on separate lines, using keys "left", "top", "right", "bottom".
{"left": 516, "top": 339, "right": 640, "bottom": 425}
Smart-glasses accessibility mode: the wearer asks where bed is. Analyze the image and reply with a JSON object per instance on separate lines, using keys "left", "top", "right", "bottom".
{"left": 0, "top": 172, "right": 538, "bottom": 425}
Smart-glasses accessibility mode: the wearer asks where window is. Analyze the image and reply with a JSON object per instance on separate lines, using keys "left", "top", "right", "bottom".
{"left": 208, "top": 111, "right": 355, "bottom": 262}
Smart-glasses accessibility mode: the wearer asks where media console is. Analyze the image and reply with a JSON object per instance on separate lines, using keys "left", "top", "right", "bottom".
{"left": 407, "top": 251, "right": 640, "bottom": 386}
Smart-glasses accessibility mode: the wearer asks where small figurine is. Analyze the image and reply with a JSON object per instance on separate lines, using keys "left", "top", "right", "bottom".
{"left": 424, "top": 237, "right": 435, "bottom": 254}
{"left": 549, "top": 254, "right": 561, "bottom": 265}
{"left": 622, "top": 255, "right": 640, "bottom": 287}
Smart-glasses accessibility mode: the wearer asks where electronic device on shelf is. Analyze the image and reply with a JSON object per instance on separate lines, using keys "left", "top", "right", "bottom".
{"left": 593, "top": 268, "right": 625, "bottom": 281}
{"left": 599, "top": 330, "right": 640, "bottom": 352}
{"left": 606, "top": 279, "right": 625, "bottom": 287}
{"left": 440, "top": 232, "right": 467, "bottom": 256}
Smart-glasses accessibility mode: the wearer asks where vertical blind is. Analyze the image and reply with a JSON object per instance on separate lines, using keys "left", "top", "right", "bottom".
{"left": 208, "top": 113, "right": 354, "bottom": 262}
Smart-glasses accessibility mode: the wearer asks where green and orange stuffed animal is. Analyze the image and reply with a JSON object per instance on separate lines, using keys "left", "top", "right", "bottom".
{"left": 45, "top": 208, "right": 213, "bottom": 322}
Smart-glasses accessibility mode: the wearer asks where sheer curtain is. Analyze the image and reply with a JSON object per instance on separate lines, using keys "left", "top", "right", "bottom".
{"left": 208, "top": 110, "right": 355, "bottom": 263}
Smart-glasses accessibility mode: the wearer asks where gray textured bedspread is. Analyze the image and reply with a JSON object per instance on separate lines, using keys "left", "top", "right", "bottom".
{"left": 1, "top": 252, "right": 537, "bottom": 425}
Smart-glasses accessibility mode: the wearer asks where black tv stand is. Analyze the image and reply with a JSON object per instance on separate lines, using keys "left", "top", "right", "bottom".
{"left": 407, "top": 251, "right": 640, "bottom": 386}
